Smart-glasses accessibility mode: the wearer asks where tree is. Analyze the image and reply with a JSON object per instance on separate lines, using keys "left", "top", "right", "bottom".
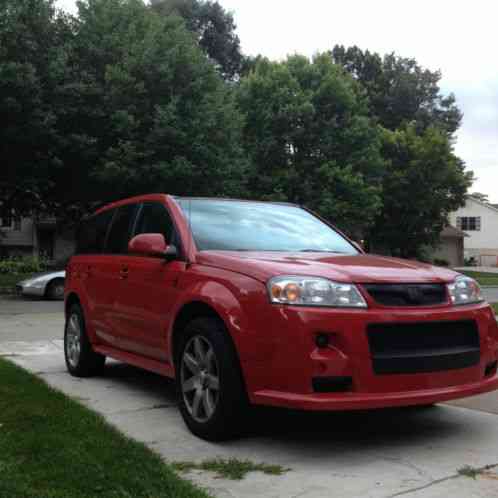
{"left": 371, "top": 125, "right": 473, "bottom": 257}
{"left": 65, "top": 0, "right": 246, "bottom": 203}
{"left": 1, "top": 0, "right": 247, "bottom": 221}
{"left": 237, "top": 54, "right": 385, "bottom": 237}
{"left": 150, "top": 0, "right": 243, "bottom": 79}
{"left": 0, "top": 0, "right": 73, "bottom": 217}
{"left": 331, "top": 45, "right": 462, "bottom": 134}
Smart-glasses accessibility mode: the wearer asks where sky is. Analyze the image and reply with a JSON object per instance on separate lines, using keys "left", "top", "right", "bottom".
{"left": 56, "top": 0, "right": 498, "bottom": 202}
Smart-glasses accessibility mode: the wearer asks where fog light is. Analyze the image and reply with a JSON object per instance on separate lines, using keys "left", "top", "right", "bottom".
{"left": 315, "top": 333, "right": 329, "bottom": 349}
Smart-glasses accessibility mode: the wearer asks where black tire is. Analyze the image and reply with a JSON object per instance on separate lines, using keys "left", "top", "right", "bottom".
{"left": 46, "top": 278, "right": 65, "bottom": 301}
{"left": 64, "top": 303, "right": 105, "bottom": 377}
{"left": 175, "top": 317, "right": 248, "bottom": 441}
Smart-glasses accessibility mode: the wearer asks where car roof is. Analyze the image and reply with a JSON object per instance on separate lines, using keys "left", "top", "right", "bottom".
{"left": 91, "top": 194, "right": 299, "bottom": 217}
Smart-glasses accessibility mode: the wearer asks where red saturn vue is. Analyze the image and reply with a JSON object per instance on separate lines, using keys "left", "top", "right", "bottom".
{"left": 64, "top": 194, "right": 498, "bottom": 440}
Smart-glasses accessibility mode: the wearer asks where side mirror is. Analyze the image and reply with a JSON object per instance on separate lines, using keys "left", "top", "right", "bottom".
{"left": 128, "top": 233, "right": 177, "bottom": 259}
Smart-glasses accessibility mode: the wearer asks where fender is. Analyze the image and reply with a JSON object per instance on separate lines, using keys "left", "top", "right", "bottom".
{"left": 167, "top": 270, "right": 269, "bottom": 363}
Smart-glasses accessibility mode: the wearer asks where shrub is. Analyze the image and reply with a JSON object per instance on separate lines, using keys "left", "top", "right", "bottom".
{"left": 0, "top": 256, "right": 49, "bottom": 275}
{"left": 433, "top": 258, "right": 450, "bottom": 267}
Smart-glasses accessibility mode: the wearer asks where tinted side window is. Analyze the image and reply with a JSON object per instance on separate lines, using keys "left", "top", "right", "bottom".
{"left": 76, "top": 210, "right": 113, "bottom": 254}
{"left": 134, "top": 202, "right": 174, "bottom": 244}
{"left": 106, "top": 204, "right": 138, "bottom": 254}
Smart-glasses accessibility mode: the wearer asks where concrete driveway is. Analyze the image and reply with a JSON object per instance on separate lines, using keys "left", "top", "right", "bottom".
{"left": 1, "top": 296, "right": 498, "bottom": 498}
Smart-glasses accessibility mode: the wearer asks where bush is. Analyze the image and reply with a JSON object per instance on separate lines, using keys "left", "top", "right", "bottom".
{"left": 0, "top": 256, "right": 49, "bottom": 275}
{"left": 433, "top": 258, "right": 450, "bottom": 267}
{"left": 464, "top": 256, "right": 477, "bottom": 267}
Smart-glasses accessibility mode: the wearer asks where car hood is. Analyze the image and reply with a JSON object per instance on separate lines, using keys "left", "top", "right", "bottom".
{"left": 20, "top": 270, "right": 66, "bottom": 284}
{"left": 195, "top": 251, "right": 459, "bottom": 284}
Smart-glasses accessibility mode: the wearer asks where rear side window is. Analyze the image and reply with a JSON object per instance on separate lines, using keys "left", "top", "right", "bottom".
{"left": 76, "top": 209, "right": 113, "bottom": 254}
{"left": 134, "top": 202, "right": 174, "bottom": 244}
{"left": 106, "top": 204, "right": 138, "bottom": 254}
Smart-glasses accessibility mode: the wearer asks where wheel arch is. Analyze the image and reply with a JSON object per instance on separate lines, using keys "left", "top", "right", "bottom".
{"left": 171, "top": 301, "right": 230, "bottom": 363}
{"left": 170, "top": 299, "right": 250, "bottom": 403}
{"left": 65, "top": 291, "right": 81, "bottom": 317}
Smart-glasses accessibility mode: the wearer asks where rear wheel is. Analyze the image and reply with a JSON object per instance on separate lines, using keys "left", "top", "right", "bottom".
{"left": 64, "top": 303, "right": 105, "bottom": 377}
{"left": 46, "top": 278, "right": 65, "bottom": 300}
{"left": 175, "top": 317, "right": 248, "bottom": 441}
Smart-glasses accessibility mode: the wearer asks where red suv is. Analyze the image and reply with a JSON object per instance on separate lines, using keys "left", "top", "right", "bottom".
{"left": 64, "top": 194, "right": 498, "bottom": 440}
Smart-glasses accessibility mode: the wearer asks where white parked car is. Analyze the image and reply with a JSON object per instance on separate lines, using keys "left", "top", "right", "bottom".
{"left": 16, "top": 271, "right": 66, "bottom": 300}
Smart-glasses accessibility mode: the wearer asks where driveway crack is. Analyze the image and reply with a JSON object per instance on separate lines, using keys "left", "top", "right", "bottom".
{"left": 387, "top": 463, "right": 498, "bottom": 497}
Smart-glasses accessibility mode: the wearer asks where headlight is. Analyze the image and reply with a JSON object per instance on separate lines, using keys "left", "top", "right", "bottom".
{"left": 268, "top": 276, "right": 367, "bottom": 308}
{"left": 447, "top": 275, "right": 484, "bottom": 305}
{"left": 25, "top": 277, "right": 45, "bottom": 287}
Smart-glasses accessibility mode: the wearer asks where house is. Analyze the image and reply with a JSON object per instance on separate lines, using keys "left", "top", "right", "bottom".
{"left": 431, "top": 225, "right": 467, "bottom": 267}
{"left": 0, "top": 214, "right": 75, "bottom": 263}
{"left": 448, "top": 196, "right": 498, "bottom": 267}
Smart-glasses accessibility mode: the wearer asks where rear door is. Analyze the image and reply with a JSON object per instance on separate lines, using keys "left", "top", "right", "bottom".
{"left": 74, "top": 209, "right": 114, "bottom": 342}
{"left": 112, "top": 201, "right": 185, "bottom": 361}
{"left": 98, "top": 203, "right": 139, "bottom": 349}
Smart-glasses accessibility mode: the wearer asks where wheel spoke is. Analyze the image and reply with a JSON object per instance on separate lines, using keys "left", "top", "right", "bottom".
{"left": 192, "top": 389, "right": 202, "bottom": 418}
{"left": 183, "top": 353, "right": 199, "bottom": 374}
{"left": 182, "top": 376, "right": 197, "bottom": 393}
{"left": 202, "top": 389, "right": 215, "bottom": 418}
{"left": 206, "top": 374, "right": 219, "bottom": 390}
{"left": 193, "top": 337, "right": 205, "bottom": 364}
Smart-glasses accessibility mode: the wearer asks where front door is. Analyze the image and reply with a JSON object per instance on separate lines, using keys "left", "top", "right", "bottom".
{"left": 112, "top": 201, "right": 183, "bottom": 361}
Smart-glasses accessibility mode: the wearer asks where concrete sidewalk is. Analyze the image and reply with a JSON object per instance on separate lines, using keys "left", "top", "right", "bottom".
{"left": 2, "top": 339, "right": 498, "bottom": 498}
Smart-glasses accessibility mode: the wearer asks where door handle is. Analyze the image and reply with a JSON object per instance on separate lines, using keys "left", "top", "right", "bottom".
{"left": 119, "top": 267, "right": 129, "bottom": 279}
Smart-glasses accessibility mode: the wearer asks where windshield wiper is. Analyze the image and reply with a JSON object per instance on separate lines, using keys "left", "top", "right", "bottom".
{"left": 298, "top": 249, "right": 347, "bottom": 253}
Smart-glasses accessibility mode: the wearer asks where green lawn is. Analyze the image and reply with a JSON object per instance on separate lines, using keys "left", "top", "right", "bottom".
{"left": 0, "top": 273, "right": 32, "bottom": 288}
{"left": 491, "top": 303, "right": 498, "bottom": 315}
{"left": 458, "top": 271, "right": 498, "bottom": 286}
{"left": 0, "top": 358, "right": 211, "bottom": 498}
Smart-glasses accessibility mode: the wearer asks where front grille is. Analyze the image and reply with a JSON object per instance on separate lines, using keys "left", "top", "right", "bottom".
{"left": 363, "top": 283, "right": 447, "bottom": 307}
{"left": 367, "top": 320, "right": 480, "bottom": 374}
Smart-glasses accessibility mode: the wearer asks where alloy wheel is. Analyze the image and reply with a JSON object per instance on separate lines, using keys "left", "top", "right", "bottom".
{"left": 66, "top": 313, "right": 81, "bottom": 368}
{"left": 181, "top": 335, "right": 220, "bottom": 423}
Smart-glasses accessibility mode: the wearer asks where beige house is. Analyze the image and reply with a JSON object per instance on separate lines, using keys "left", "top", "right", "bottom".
{"left": 432, "top": 225, "right": 467, "bottom": 267}
{"left": 0, "top": 214, "right": 75, "bottom": 262}
{"left": 448, "top": 196, "right": 498, "bottom": 267}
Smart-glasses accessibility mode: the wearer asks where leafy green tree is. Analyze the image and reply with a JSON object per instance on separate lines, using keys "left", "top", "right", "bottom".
{"left": 237, "top": 54, "right": 385, "bottom": 237}
{"left": 67, "top": 0, "right": 246, "bottom": 203}
{"left": 331, "top": 45, "right": 462, "bottom": 134}
{"left": 150, "top": 0, "right": 243, "bottom": 79}
{"left": 371, "top": 125, "right": 473, "bottom": 257}
{"left": 1, "top": 0, "right": 247, "bottom": 220}
{"left": 0, "top": 0, "right": 72, "bottom": 216}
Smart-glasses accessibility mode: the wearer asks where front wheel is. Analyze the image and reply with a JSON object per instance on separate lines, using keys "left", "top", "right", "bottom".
{"left": 46, "top": 278, "right": 65, "bottom": 300}
{"left": 64, "top": 303, "right": 105, "bottom": 377}
{"left": 175, "top": 317, "right": 248, "bottom": 441}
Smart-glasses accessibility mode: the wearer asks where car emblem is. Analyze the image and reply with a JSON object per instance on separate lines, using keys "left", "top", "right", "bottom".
{"left": 406, "top": 285, "right": 422, "bottom": 303}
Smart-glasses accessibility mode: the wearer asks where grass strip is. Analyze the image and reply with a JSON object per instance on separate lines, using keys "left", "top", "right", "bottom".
{"left": 458, "top": 271, "right": 498, "bottom": 286}
{"left": 0, "top": 358, "right": 211, "bottom": 498}
{"left": 173, "top": 458, "right": 290, "bottom": 480}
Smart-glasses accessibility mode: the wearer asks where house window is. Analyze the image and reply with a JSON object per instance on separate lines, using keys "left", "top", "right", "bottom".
{"left": 13, "top": 218, "right": 21, "bottom": 231}
{"left": 457, "top": 216, "right": 481, "bottom": 231}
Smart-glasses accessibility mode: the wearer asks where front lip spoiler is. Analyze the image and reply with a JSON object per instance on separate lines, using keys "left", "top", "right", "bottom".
{"left": 251, "top": 375, "right": 498, "bottom": 411}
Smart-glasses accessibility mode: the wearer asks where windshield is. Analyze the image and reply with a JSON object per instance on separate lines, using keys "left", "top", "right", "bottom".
{"left": 177, "top": 199, "right": 358, "bottom": 254}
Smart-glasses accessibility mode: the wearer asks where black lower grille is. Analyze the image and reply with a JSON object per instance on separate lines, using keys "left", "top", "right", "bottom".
{"left": 312, "top": 377, "right": 353, "bottom": 393}
{"left": 363, "top": 283, "right": 447, "bottom": 306}
{"left": 367, "top": 320, "right": 480, "bottom": 374}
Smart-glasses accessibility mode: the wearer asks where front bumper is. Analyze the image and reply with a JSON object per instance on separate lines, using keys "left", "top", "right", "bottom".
{"left": 241, "top": 301, "right": 498, "bottom": 410}
{"left": 18, "top": 283, "right": 46, "bottom": 297}
{"left": 251, "top": 374, "right": 498, "bottom": 410}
